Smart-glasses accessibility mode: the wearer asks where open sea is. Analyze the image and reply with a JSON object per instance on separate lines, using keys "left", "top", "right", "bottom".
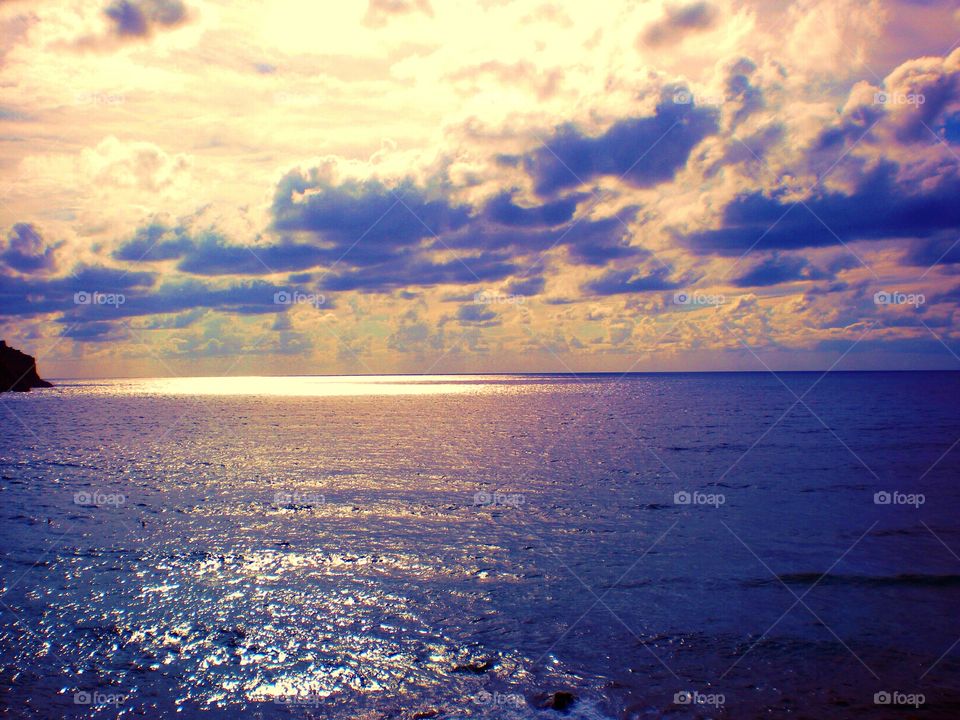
{"left": 0, "top": 372, "right": 959, "bottom": 718}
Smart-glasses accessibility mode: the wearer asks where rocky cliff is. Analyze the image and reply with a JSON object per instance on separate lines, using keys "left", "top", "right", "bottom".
{"left": 0, "top": 340, "right": 53, "bottom": 392}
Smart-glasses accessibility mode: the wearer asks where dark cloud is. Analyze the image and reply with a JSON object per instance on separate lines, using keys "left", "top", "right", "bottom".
{"left": 113, "top": 222, "right": 196, "bottom": 262}
{"left": 930, "top": 283, "right": 960, "bottom": 304}
{"left": 266, "top": 172, "right": 648, "bottom": 292}
{"left": 0, "top": 265, "right": 320, "bottom": 324}
{"left": 725, "top": 58, "right": 764, "bottom": 127}
{"left": 683, "top": 161, "right": 960, "bottom": 254}
{"left": 87, "top": 279, "right": 305, "bottom": 319}
{"left": 504, "top": 275, "right": 546, "bottom": 296}
{"left": 60, "top": 321, "right": 128, "bottom": 342}
{"left": 2, "top": 224, "right": 59, "bottom": 274}
{"left": 482, "top": 190, "right": 583, "bottom": 227}
{"left": 731, "top": 253, "right": 847, "bottom": 287}
{"left": 640, "top": 2, "right": 718, "bottom": 47}
{"left": 177, "top": 239, "right": 325, "bottom": 275}
{"left": 903, "top": 233, "right": 960, "bottom": 267}
{"left": 733, "top": 255, "right": 810, "bottom": 287}
{"left": 114, "top": 222, "right": 326, "bottom": 275}
{"left": 104, "top": 0, "right": 187, "bottom": 37}
{"left": 108, "top": 159, "right": 645, "bottom": 300}
{"left": 943, "top": 112, "right": 960, "bottom": 143}
{"left": 272, "top": 174, "right": 471, "bottom": 266}
{"left": 456, "top": 304, "right": 499, "bottom": 327}
{"left": 0, "top": 265, "right": 155, "bottom": 317}
{"left": 582, "top": 265, "right": 682, "bottom": 295}
{"left": 525, "top": 90, "right": 718, "bottom": 195}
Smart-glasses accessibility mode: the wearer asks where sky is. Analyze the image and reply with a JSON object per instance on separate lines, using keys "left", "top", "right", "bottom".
{"left": 2, "top": 0, "right": 960, "bottom": 377}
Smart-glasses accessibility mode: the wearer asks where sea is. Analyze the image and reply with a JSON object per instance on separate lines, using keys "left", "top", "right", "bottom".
{"left": 0, "top": 372, "right": 958, "bottom": 718}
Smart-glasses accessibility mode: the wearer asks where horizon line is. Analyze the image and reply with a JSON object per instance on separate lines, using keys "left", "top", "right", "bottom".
{"left": 46, "top": 368, "right": 960, "bottom": 381}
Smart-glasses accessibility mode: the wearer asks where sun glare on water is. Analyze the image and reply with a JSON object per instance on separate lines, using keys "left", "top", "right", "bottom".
{"left": 137, "top": 375, "right": 497, "bottom": 397}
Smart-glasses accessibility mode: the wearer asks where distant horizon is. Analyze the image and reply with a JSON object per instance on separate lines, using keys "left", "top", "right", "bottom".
{"left": 45, "top": 368, "right": 960, "bottom": 382}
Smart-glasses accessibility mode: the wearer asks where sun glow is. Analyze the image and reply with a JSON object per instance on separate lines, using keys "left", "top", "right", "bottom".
{"left": 124, "top": 375, "right": 499, "bottom": 397}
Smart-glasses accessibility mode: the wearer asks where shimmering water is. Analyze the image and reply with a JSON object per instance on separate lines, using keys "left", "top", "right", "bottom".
{"left": 1, "top": 373, "right": 959, "bottom": 718}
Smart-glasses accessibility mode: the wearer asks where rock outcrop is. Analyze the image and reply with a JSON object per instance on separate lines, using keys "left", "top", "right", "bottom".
{"left": 0, "top": 340, "right": 53, "bottom": 392}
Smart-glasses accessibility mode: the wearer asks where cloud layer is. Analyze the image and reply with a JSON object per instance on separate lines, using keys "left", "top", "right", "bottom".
{"left": 1, "top": 0, "right": 959, "bottom": 374}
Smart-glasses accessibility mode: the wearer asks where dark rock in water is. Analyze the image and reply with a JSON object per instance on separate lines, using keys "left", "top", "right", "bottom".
{"left": 533, "top": 690, "right": 577, "bottom": 711}
{"left": 450, "top": 656, "right": 494, "bottom": 674}
{"left": 411, "top": 710, "right": 440, "bottom": 719}
{"left": 0, "top": 340, "right": 53, "bottom": 392}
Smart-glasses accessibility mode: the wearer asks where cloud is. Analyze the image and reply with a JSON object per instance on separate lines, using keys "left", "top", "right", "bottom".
{"left": 456, "top": 303, "right": 499, "bottom": 327}
{"left": 879, "top": 47, "right": 960, "bottom": 143}
{"left": 61, "top": 320, "right": 127, "bottom": 342}
{"left": 265, "top": 169, "right": 648, "bottom": 293}
{"left": 724, "top": 57, "right": 765, "bottom": 128}
{"left": 0, "top": 265, "right": 155, "bottom": 317}
{"left": 177, "top": 238, "right": 325, "bottom": 276}
{"left": 903, "top": 234, "right": 960, "bottom": 268}
{"left": 2, "top": 224, "right": 60, "bottom": 274}
{"left": 640, "top": 1, "right": 719, "bottom": 47}
{"left": 272, "top": 173, "right": 471, "bottom": 266}
{"left": 524, "top": 89, "right": 718, "bottom": 195}
{"left": 731, "top": 253, "right": 847, "bottom": 287}
{"left": 683, "top": 161, "right": 960, "bottom": 253}
{"left": 582, "top": 265, "right": 682, "bottom": 295}
{"left": 114, "top": 221, "right": 328, "bottom": 275}
{"left": 504, "top": 275, "right": 546, "bottom": 296}
{"left": 482, "top": 190, "right": 583, "bottom": 227}
{"left": 104, "top": 0, "right": 188, "bottom": 38}
{"left": 6, "top": 1, "right": 960, "bottom": 370}
{"left": 113, "top": 222, "right": 196, "bottom": 262}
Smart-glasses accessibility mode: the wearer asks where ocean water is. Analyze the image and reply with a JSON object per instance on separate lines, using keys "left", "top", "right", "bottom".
{"left": 0, "top": 372, "right": 959, "bottom": 719}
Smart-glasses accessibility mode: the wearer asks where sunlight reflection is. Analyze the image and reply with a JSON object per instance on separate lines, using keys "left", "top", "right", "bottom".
{"left": 134, "top": 375, "right": 500, "bottom": 397}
